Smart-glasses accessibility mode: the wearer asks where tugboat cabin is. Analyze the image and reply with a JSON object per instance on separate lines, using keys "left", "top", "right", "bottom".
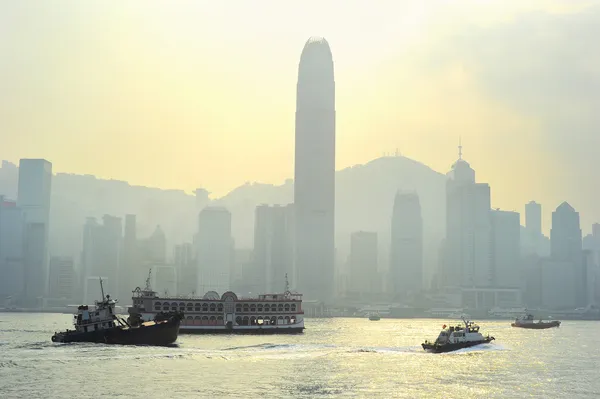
{"left": 74, "top": 296, "right": 118, "bottom": 333}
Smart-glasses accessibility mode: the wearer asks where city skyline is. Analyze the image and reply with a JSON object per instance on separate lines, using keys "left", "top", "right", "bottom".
{"left": 1, "top": 1, "right": 600, "bottom": 232}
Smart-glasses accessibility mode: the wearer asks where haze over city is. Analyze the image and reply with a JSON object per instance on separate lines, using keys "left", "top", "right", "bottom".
{"left": 4, "top": 2, "right": 600, "bottom": 398}
{"left": 2, "top": 0, "right": 600, "bottom": 233}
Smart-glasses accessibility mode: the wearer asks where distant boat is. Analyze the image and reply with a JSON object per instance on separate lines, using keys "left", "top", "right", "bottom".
{"left": 511, "top": 314, "right": 560, "bottom": 329}
{"left": 368, "top": 313, "right": 381, "bottom": 321}
{"left": 422, "top": 318, "right": 495, "bottom": 353}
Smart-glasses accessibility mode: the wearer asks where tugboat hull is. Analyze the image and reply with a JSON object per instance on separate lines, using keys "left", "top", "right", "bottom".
{"left": 511, "top": 321, "right": 560, "bottom": 329}
{"left": 52, "top": 317, "right": 181, "bottom": 346}
{"left": 422, "top": 337, "right": 495, "bottom": 353}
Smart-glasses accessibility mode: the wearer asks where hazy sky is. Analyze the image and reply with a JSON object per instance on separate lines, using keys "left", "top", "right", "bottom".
{"left": 1, "top": 0, "right": 599, "bottom": 229}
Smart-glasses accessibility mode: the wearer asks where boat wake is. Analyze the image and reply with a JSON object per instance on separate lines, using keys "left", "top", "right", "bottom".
{"left": 440, "top": 343, "right": 508, "bottom": 355}
{"left": 350, "top": 346, "right": 423, "bottom": 355}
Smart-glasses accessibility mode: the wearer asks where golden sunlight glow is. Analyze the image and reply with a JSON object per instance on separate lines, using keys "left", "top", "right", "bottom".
{"left": 0, "top": 0, "right": 594, "bottom": 222}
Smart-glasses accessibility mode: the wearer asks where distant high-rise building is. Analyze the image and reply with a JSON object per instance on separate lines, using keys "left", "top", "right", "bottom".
{"left": 390, "top": 192, "right": 423, "bottom": 295}
{"left": 525, "top": 201, "right": 542, "bottom": 237}
{"left": 0, "top": 197, "right": 24, "bottom": 297}
{"left": 232, "top": 248, "right": 253, "bottom": 295}
{"left": 491, "top": 210, "right": 521, "bottom": 288}
{"left": 348, "top": 231, "right": 379, "bottom": 297}
{"left": 550, "top": 202, "right": 584, "bottom": 306}
{"left": 174, "top": 242, "right": 196, "bottom": 295}
{"left": 17, "top": 159, "right": 52, "bottom": 225}
{"left": 444, "top": 146, "right": 492, "bottom": 288}
{"left": 80, "top": 215, "right": 122, "bottom": 302}
{"left": 253, "top": 204, "right": 294, "bottom": 294}
{"left": 48, "top": 256, "right": 75, "bottom": 300}
{"left": 155, "top": 265, "right": 177, "bottom": 296}
{"left": 22, "top": 222, "right": 46, "bottom": 304}
{"left": 119, "top": 214, "right": 139, "bottom": 301}
{"left": 294, "top": 37, "right": 336, "bottom": 302}
{"left": 140, "top": 225, "right": 166, "bottom": 264}
{"left": 197, "top": 207, "right": 233, "bottom": 294}
{"left": 17, "top": 159, "right": 52, "bottom": 304}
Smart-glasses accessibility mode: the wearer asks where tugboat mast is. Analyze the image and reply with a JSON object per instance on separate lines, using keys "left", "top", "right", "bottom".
{"left": 99, "top": 277, "right": 105, "bottom": 301}
{"left": 145, "top": 269, "right": 153, "bottom": 291}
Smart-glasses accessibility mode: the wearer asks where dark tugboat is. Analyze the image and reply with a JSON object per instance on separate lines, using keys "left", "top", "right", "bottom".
{"left": 422, "top": 318, "right": 495, "bottom": 353}
{"left": 511, "top": 314, "right": 561, "bottom": 329}
{"left": 51, "top": 279, "right": 183, "bottom": 346}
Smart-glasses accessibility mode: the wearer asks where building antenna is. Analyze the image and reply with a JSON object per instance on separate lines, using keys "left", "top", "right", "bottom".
{"left": 458, "top": 137, "right": 463, "bottom": 160}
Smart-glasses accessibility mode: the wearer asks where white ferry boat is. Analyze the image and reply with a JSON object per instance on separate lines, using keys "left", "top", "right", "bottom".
{"left": 128, "top": 273, "right": 305, "bottom": 334}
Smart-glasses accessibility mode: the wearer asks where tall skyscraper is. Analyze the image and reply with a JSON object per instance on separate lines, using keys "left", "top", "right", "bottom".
{"left": 119, "top": 214, "right": 139, "bottom": 301}
{"left": 48, "top": 256, "right": 75, "bottom": 301}
{"left": 0, "top": 197, "right": 24, "bottom": 297}
{"left": 525, "top": 201, "right": 542, "bottom": 237}
{"left": 390, "top": 192, "right": 423, "bottom": 295}
{"left": 80, "top": 215, "right": 122, "bottom": 303}
{"left": 17, "top": 159, "right": 52, "bottom": 304}
{"left": 174, "top": 242, "right": 196, "bottom": 295}
{"left": 253, "top": 204, "right": 294, "bottom": 294}
{"left": 294, "top": 37, "right": 336, "bottom": 302}
{"left": 550, "top": 202, "right": 584, "bottom": 306}
{"left": 490, "top": 209, "right": 521, "bottom": 288}
{"left": 197, "top": 207, "right": 233, "bottom": 294}
{"left": 444, "top": 146, "right": 492, "bottom": 288}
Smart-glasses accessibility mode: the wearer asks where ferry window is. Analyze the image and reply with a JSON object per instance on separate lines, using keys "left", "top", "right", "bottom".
{"left": 217, "top": 304, "right": 223, "bottom": 312}
{"left": 291, "top": 304, "right": 296, "bottom": 311}
{"left": 284, "top": 304, "right": 290, "bottom": 311}
{"left": 236, "top": 305, "right": 242, "bottom": 312}
{"left": 209, "top": 304, "right": 216, "bottom": 312}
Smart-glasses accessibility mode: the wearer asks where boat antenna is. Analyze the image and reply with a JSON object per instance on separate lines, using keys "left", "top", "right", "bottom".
{"left": 99, "top": 277, "right": 105, "bottom": 301}
{"left": 285, "top": 273, "right": 289, "bottom": 292}
{"left": 145, "top": 269, "right": 152, "bottom": 291}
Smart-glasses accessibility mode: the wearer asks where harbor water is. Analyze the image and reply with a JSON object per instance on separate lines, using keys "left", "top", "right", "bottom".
{"left": 1, "top": 313, "right": 598, "bottom": 398}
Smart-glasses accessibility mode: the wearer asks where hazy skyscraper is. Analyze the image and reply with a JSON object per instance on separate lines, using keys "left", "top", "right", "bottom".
{"left": 0, "top": 197, "right": 24, "bottom": 297}
{"left": 294, "top": 37, "right": 336, "bottom": 302}
{"left": 18, "top": 159, "right": 52, "bottom": 303}
{"left": 80, "top": 215, "right": 122, "bottom": 302}
{"left": 390, "top": 192, "right": 423, "bottom": 295}
{"left": 119, "top": 214, "right": 138, "bottom": 301}
{"left": 490, "top": 209, "right": 521, "bottom": 288}
{"left": 197, "top": 207, "right": 233, "bottom": 294}
{"left": 525, "top": 201, "right": 542, "bottom": 237}
{"left": 445, "top": 146, "right": 492, "bottom": 288}
{"left": 253, "top": 204, "right": 294, "bottom": 294}
{"left": 550, "top": 202, "right": 584, "bottom": 306}
{"left": 48, "top": 256, "right": 74, "bottom": 301}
